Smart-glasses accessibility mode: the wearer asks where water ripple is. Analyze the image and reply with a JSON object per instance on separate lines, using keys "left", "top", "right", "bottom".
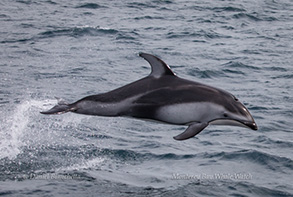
{"left": 38, "top": 26, "right": 119, "bottom": 38}
{"left": 75, "top": 3, "right": 106, "bottom": 9}
{"left": 220, "top": 149, "right": 293, "bottom": 171}
{"left": 212, "top": 6, "right": 246, "bottom": 12}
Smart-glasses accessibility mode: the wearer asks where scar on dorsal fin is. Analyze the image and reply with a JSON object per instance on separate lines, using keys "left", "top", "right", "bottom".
{"left": 139, "top": 53, "right": 176, "bottom": 78}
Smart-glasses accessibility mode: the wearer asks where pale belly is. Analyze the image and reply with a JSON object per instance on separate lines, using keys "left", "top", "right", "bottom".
{"left": 155, "top": 102, "right": 224, "bottom": 125}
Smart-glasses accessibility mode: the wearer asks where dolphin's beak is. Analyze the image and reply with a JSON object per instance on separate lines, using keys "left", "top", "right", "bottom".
{"left": 243, "top": 121, "right": 258, "bottom": 130}
{"left": 235, "top": 102, "right": 258, "bottom": 131}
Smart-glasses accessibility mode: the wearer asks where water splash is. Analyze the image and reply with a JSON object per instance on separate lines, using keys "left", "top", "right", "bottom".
{"left": 0, "top": 99, "right": 53, "bottom": 160}
{"left": 0, "top": 101, "right": 30, "bottom": 159}
{"left": 59, "top": 157, "right": 105, "bottom": 172}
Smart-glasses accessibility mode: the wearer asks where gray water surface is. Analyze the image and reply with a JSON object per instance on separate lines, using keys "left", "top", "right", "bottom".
{"left": 1, "top": 0, "right": 292, "bottom": 196}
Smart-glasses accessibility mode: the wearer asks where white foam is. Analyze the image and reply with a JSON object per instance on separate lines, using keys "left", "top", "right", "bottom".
{"left": 57, "top": 157, "right": 105, "bottom": 172}
{"left": 0, "top": 99, "right": 55, "bottom": 159}
{"left": 1, "top": 101, "right": 31, "bottom": 159}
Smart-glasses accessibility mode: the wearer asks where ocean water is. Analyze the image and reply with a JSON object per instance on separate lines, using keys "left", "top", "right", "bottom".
{"left": 1, "top": 0, "right": 292, "bottom": 196}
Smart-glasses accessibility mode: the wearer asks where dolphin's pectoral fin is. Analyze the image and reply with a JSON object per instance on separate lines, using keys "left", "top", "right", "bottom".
{"left": 173, "top": 122, "right": 208, "bottom": 141}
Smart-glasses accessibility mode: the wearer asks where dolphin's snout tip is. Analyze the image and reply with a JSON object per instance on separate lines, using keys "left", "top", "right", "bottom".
{"left": 245, "top": 122, "right": 258, "bottom": 130}
{"left": 251, "top": 123, "right": 258, "bottom": 130}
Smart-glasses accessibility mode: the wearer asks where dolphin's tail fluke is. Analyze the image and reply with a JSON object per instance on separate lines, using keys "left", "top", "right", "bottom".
{"left": 40, "top": 98, "right": 76, "bottom": 115}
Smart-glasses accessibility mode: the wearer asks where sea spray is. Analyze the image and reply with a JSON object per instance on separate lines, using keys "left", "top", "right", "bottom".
{"left": 0, "top": 99, "right": 53, "bottom": 159}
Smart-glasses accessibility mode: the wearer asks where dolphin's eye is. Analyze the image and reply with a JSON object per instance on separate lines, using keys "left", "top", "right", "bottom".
{"left": 234, "top": 97, "right": 239, "bottom": 101}
{"left": 223, "top": 113, "right": 228, "bottom": 117}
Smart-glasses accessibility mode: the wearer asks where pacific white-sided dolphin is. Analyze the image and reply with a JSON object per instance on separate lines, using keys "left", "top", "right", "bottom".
{"left": 41, "top": 53, "right": 257, "bottom": 140}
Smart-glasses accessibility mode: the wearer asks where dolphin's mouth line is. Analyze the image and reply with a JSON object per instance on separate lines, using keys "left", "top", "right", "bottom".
{"left": 242, "top": 121, "right": 258, "bottom": 130}
{"left": 209, "top": 118, "right": 258, "bottom": 130}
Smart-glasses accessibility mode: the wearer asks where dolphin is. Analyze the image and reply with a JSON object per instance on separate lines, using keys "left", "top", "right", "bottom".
{"left": 41, "top": 53, "right": 257, "bottom": 140}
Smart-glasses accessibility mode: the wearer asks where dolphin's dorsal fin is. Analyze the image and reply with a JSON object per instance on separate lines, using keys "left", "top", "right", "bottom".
{"left": 139, "top": 53, "right": 175, "bottom": 78}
